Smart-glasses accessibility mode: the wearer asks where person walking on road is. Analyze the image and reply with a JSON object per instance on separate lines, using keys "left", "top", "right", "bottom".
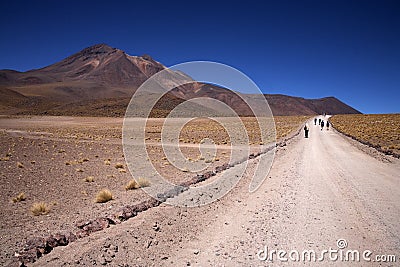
{"left": 314, "top": 118, "right": 317, "bottom": 125}
{"left": 304, "top": 123, "right": 309, "bottom": 138}
{"left": 318, "top": 118, "right": 321, "bottom": 125}
{"left": 326, "top": 121, "right": 330, "bottom": 130}
{"left": 320, "top": 120, "right": 325, "bottom": 130}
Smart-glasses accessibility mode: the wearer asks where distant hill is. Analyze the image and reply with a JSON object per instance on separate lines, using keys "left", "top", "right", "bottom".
{"left": 0, "top": 44, "right": 361, "bottom": 117}
{"left": 265, "top": 94, "right": 360, "bottom": 116}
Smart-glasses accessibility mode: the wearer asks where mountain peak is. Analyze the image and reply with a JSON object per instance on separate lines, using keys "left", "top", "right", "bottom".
{"left": 74, "top": 43, "right": 118, "bottom": 59}
{"left": 140, "top": 54, "right": 154, "bottom": 61}
{"left": 82, "top": 43, "right": 116, "bottom": 53}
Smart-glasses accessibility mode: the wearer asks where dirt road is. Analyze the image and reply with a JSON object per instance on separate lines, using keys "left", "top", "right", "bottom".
{"left": 34, "top": 116, "right": 400, "bottom": 266}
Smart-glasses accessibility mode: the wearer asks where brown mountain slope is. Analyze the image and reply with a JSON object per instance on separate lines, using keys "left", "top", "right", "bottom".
{"left": 0, "top": 44, "right": 165, "bottom": 86}
{"left": 0, "top": 44, "right": 361, "bottom": 117}
{"left": 0, "top": 44, "right": 166, "bottom": 102}
{"left": 265, "top": 94, "right": 361, "bottom": 116}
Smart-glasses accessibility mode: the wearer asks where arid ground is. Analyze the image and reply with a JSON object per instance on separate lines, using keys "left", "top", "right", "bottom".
{"left": 1, "top": 115, "right": 399, "bottom": 266}
{"left": 330, "top": 114, "right": 400, "bottom": 157}
{"left": 0, "top": 115, "right": 308, "bottom": 266}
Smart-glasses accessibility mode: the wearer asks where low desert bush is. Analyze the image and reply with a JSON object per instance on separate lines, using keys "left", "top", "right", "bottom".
{"left": 83, "top": 176, "right": 94, "bottom": 182}
{"left": 78, "top": 158, "right": 89, "bottom": 163}
{"left": 0, "top": 156, "right": 10, "bottom": 161}
{"left": 95, "top": 189, "right": 113, "bottom": 203}
{"left": 30, "top": 202, "right": 50, "bottom": 216}
{"left": 125, "top": 179, "right": 139, "bottom": 190}
{"left": 137, "top": 177, "right": 150, "bottom": 188}
{"left": 114, "top": 163, "right": 124, "bottom": 169}
{"left": 12, "top": 192, "right": 26, "bottom": 203}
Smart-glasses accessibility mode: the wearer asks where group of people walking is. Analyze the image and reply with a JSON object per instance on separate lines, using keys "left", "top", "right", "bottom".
{"left": 314, "top": 118, "right": 330, "bottom": 130}
{"left": 304, "top": 117, "right": 330, "bottom": 138}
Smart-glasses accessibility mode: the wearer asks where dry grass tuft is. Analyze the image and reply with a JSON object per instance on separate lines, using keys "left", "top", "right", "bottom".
{"left": 78, "top": 158, "right": 89, "bottom": 164}
{"left": 0, "top": 156, "right": 10, "bottom": 161}
{"left": 30, "top": 202, "right": 50, "bottom": 216}
{"left": 17, "top": 162, "right": 24, "bottom": 168}
{"left": 104, "top": 159, "right": 111, "bottom": 165}
{"left": 137, "top": 177, "right": 150, "bottom": 188}
{"left": 95, "top": 189, "right": 113, "bottom": 203}
{"left": 12, "top": 192, "right": 26, "bottom": 203}
{"left": 114, "top": 163, "right": 124, "bottom": 169}
{"left": 83, "top": 176, "right": 94, "bottom": 182}
{"left": 125, "top": 179, "right": 139, "bottom": 190}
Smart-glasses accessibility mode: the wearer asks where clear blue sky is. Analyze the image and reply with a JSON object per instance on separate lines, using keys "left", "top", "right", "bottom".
{"left": 1, "top": 0, "right": 399, "bottom": 114}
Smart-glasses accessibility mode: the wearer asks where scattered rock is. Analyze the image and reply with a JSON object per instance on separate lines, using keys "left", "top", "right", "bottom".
{"left": 152, "top": 222, "right": 160, "bottom": 232}
{"left": 17, "top": 232, "right": 77, "bottom": 265}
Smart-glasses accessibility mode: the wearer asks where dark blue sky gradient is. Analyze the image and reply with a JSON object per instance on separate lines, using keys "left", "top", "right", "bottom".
{"left": 1, "top": 0, "right": 399, "bottom": 114}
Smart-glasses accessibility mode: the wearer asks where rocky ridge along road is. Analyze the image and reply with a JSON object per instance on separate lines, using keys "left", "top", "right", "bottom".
{"left": 33, "top": 116, "right": 400, "bottom": 266}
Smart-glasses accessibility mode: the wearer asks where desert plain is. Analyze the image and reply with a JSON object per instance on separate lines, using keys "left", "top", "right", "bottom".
{"left": 0, "top": 114, "right": 399, "bottom": 266}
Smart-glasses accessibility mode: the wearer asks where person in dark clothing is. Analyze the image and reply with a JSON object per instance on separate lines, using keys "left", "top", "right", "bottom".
{"left": 314, "top": 118, "right": 317, "bottom": 125}
{"left": 326, "top": 121, "right": 330, "bottom": 130}
{"left": 318, "top": 118, "right": 321, "bottom": 125}
{"left": 320, "top": 120, "right": 325, "bottom": 130}
{"left": 304, "top": 123, "right": 309, "bottom": 138}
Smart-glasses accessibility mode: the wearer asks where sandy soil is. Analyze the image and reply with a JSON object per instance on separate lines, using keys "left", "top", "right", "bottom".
{"left": 0, "top": 116, "right": 273, "bottom": 266}
{"left": 20, "top": 116, "right": 400, "bottom": 266}
{"left": 2, "top": 115, "right": 398, "bottom": 266}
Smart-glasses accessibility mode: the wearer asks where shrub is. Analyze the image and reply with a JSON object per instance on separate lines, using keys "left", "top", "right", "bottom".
{"left": 31, "top": 202, "right": 50, "bottom": 216}
{"left": 12, "top": 192, "right": 26, "bottom": 203}
{"left": 137, "top": 177, "right": 150, "bottom": 188}
{"left": 95, "top": 189, "right": 113, "bottom": 203}
{"left": 83, "top": 176, "right": 94, "bottom": 182}
{"left": 78, "top": 158, "right": 89, "bottom": 163}
{"left": 125, "top": 179, "right": 139, "bottom": 190}
{"left": 114, "top": 163, "right": 124, "bottom": 169}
